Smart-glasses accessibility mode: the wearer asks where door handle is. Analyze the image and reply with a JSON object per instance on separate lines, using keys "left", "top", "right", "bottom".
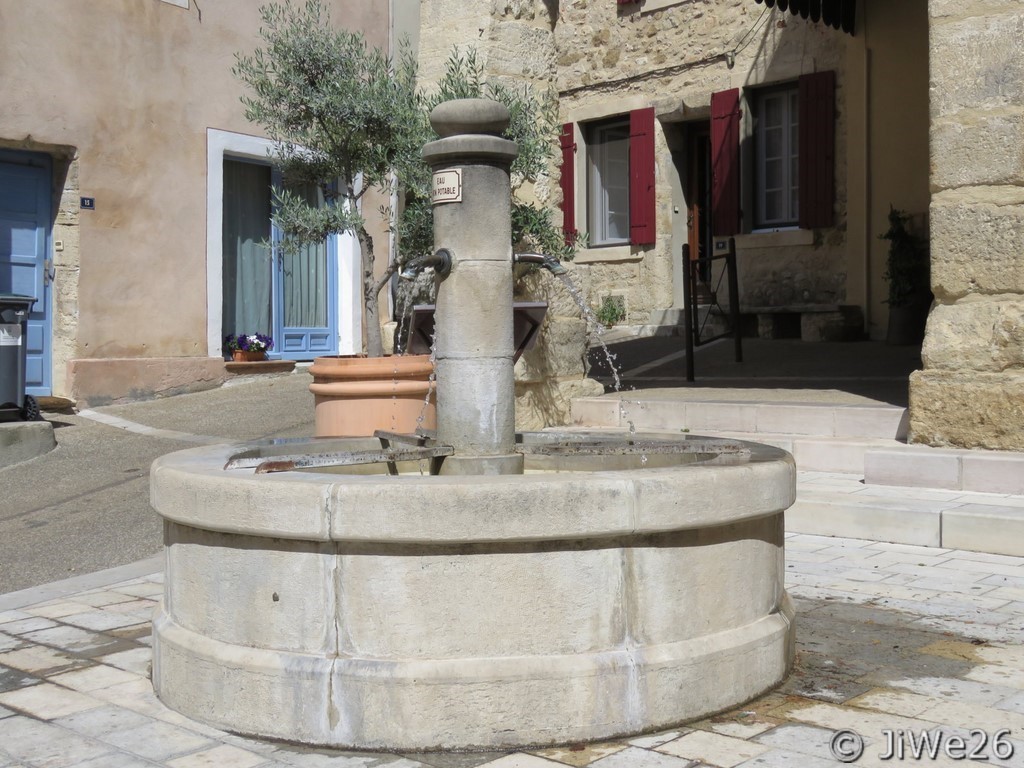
{"left": 44, "top": 259, "right": 56, "bottom": 286}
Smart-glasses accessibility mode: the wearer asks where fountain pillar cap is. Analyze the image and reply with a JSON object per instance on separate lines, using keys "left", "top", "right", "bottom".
{"left": 430, "top": 98, "right": 510, "bottom": 138}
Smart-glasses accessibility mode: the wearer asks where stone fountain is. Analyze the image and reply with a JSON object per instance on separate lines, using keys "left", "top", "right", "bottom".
{"left": 150, "top": 99, "right": 796, "bottom": 751}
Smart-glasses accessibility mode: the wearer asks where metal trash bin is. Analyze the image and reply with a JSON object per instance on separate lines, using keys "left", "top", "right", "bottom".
{"left": 0, "top": 293, "right": 40, "bottom": 421}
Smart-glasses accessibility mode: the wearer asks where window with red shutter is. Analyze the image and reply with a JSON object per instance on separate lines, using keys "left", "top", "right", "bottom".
{"left": 629, "top": 107, "right": 656, "bottom": 246}
{"left": 710, "top": 88, "right": 741, "bottom": 237}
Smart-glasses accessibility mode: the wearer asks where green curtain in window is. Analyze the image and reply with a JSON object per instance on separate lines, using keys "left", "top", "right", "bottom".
{"left": 222, "top": 160, "right": 272, "bottom": 339}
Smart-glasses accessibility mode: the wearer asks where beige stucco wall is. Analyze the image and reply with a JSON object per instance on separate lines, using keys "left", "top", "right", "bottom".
{"left": 909, "top": 0, "right": 1024, "bottom": 449}
{"left": 0, "top": 0, "right": 389, "bottom": 402}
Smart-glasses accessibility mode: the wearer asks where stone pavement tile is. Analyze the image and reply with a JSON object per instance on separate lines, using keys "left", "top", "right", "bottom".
{"left": 655, "top": 731, "right": 771, "bottom": 767}
{"left": 476, "top": 755, "right": 564, "bottom": 768}
{"left": 0, "top": 610, "right": 31, "bottom": 625}
{"left": 404, "top": 750, "right": 509, "bottom": 768}
{"left": 50, "top": 662, "right": 141, "bottom": 691}
{"left": 21, "top": 623, "right": 128, "bottom": 656}
{"left": 922, "top": 700, "right": 1024, "bottom": 736}
{"left": 112, "top": 581, "right": 165, "bottom": 599}
{"left": 995, "top": 691, "right": 1024, "bottom": 714}
{"left": 166, "top": 743, "right": 271, "bottom": 768}
{"left": 977, "top": 646, "right": 1024, "bottom": 668}
{"left": 752, "top": 724, "right": 842, "bottom": 761}
{"left": 0, "top": 704, "right": 14, "bottom": 719}
{"left": 71, "top": 753, "right": 167, "bottom": 768}
{"left": 54, "top": 702, "right": 154, "bottom": 737}
{"left": 0, "top": 666, "right": 38, "bottom": 694}
{"left": 784, "top": 551, "right": 844, "bottom": 565}
{"left": 944, "top": 549, "right": 1024, "bottom": 567}
{"left": 103, "top": 597, "right": 159, "bottom": 615}
{"left": 935, "top": 558, "right": 1024, "bottom": 580}
{"left": 98, "top": 718, "right": 217, "bottom": 761}
{"left": 0, "top": 715, "right": 115, "bottom": 767}
{"left": 24, "top": 600, "right": 96, "bottom": 619}
{"left": 0, "top": 633, "right": 22, "bottom": 654}
{"left": 844, "top": 689, "right": 942, "bottom": 718}
{"left": 590, "top": 745, "right": 696, "bottom": 768}
{"left": 71, "top": 590, "right": 142, "bottom": 608}
{"left": 903, "top": 577, "right": 1002, "bottom": 596}
{"left": 0, "top": 681, "right": 103, "bottom": 719}
{"left": 270, "top": 747, "right": 426, "bottom": 768}
{"left": 627, "top": 731, "right": 687, "bottom": 749}
{"left": 99, "top": 646, "right": 153, "bottom": 676}
{"left": 0, "top": 645, "right": 92, "bottom": 675}
{"left": 965, "top": 664, "right": 1024, "bottom": 690}
{"left": 531, "top": 740, "right": 626, "bottom": 766}
{"left": 0, "top": 617, "right": 56, "bottom": 635}
{"left": 61, "top": 609, "right": 149, "bottom": 632}
{"left": 734, "top": 749, "right": 840, "bottom": 768}
{"left": 886, "top": 675, "right": 1022, "bottom": 706}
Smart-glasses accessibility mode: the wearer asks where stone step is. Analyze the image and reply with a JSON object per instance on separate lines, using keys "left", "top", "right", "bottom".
{"left": 789, "top": 475, "right": 1024, "bottom": 557}
{"left": 572, "top": 396, "right": 908, "bottom": 440}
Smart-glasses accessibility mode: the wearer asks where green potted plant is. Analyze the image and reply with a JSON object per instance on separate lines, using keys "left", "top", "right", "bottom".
{"left": 880, "top": 206, "right": 931, "bottom": 345}
{"left": 223, "top": 333, "right": 274, "bottom": 362}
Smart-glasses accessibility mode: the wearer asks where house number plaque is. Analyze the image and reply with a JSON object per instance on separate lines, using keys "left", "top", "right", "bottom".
{"left": 431, "top": 169, "right": 462, "bottom": 204}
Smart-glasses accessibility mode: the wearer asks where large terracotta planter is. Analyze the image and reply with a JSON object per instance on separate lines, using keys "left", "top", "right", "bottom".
{"left": 308, "top": 354, "right": 436, "bottom": 437}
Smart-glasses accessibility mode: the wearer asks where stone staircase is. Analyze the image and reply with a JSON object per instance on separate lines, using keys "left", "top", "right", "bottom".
{"left": 570, "top": 394, "right": 1024, "bottom": 557}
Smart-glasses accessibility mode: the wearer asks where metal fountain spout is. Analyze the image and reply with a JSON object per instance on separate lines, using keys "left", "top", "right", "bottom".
{"left": 399, "top": 248, "right": 453, "bottom": 281}
{"left": 513, "top": 252, "right": 567, "bottom": 276}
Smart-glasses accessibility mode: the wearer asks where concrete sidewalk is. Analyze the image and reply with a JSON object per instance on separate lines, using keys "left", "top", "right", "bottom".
{"left": 1, "top": 529, "right": 1023, "bottom": 767}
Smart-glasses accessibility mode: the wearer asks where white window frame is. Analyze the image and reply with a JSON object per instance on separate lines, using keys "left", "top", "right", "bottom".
{"left": 585, "top": 118, "right": 631, "bottom": 247}
{"left": 205, "top": 129, "right": 362, "bottom": 358}
{"left": 754, "top": 86, "right": 800, "bottom": 229}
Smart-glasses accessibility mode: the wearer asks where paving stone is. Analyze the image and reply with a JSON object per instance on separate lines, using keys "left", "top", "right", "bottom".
{"left": 0, "top": 617, "right": 56, "bottom": 635}
{"left": 166, "top": 743, "right": 271, "bottom": 768}
{"left": 95, "top": 647, "right": 151, "bottom": 678}
{"left": 478, "top": 756, "right": 570, "bottom": 768}
{"left": 885, "top": 675, "right": 1021, "bottom": 706}
{"left": 61, "top": 610, "right": 149, "bottom": 632}
{"left": 0, "top": 646, "right": 92, "bottom": 675}
{"left": 0, "top": 715, "right": 114, "bottom": 767}
{"left": 71, "top": 590, "right": 143, "bottom": 608}
{"left": 49, "top": 662, "right": 140, "bottom": 691}
{"left": 734, "top": 749, "right": 839, "bottom": 768}
{"left": 24, "top": 600, "right": 97, "bottom": 619}
{"left": 531, "top": 741, "right": 626, "bottom": 766}
{"left": 590, "top": 746, "right": 696, "bottom": 768}
{"left": 98, "top": 718, "right": 217, "bottom": 761}
{"left": 0, "top": 633, "right": 22, "bottom": 654}
{"left": 656, "top": 731, "right": 771, "bottom": 767}
{"left": 0, "top": 681, "right": 103, "bottom": 719}
{"left": 0, "top": 611, "right": 31, "bottom": 625}
{"left": 54, "top": 703, "right": 155, "bottom": 737}
{"left": 995, "top": 690, "right": 1024, "bottom": 714}
{"left": 627, "top": 731, "right": 687, "bottom": 749}
{"left": 72, "top": 753, "right": 166, "bottom": 768}
{"left": 0, "top": 666, "right": 39, "bottom": 694}
{"left": 22, "top": 624, "right": 129, "bottom": 656}
{"left": 753, "top": 723, "right": 843, "bottom": 760}
{"left": 404, "top": 751, "right": 510, "bottom": 768}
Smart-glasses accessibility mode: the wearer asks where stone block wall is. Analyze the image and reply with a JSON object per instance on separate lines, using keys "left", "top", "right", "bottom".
{"left": 910, "top": 2, "right": 1024, "bottom": 450}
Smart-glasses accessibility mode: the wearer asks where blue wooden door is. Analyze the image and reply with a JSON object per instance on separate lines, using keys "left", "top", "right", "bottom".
{"left": 0, "top": 155, "right": 51, "bottom": 396}
{"left": 271, "top": 177, "right": 338, "bottom": 359}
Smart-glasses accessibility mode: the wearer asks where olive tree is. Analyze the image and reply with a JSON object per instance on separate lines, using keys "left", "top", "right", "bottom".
{"left": 235, "top": 0, "right": 570, "bottom": 358}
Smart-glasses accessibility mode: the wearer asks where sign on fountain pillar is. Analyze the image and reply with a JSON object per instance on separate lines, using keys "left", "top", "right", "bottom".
{"left": 422, "top": 98, "right": 524, "bottom": 476}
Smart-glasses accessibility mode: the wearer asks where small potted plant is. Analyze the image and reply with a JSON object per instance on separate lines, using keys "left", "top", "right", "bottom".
{"left": 224, "top": 333, "right": 274, "bottom": 362}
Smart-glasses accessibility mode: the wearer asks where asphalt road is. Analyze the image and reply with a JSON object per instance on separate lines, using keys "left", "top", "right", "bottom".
{"left": 0, "top": 373, "right": 316, "bottom": 594}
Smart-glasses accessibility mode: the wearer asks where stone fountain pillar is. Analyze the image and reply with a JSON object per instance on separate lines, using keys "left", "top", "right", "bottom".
{"left": 422, "top": 99, "right": 524, "bottom": 475}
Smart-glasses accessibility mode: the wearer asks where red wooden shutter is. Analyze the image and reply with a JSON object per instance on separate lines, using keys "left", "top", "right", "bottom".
{"left": 798, "top": 70, "right": 835, "bottom": 229}
{"left": 559, "top": 122, "right": 576, "bottom": 244}
{"left": 710, "top": 88, "right": 741, "bottom": 236}
{"left": 629, "top": 107, "right": 656, "bottom": 246}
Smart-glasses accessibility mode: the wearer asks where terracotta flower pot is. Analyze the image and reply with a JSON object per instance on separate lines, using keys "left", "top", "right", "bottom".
{"left": 232, "top": 350, "right": 268, "bottom": 362}
{"left": 308, "top": 354, "right": 436, "bottom": 437}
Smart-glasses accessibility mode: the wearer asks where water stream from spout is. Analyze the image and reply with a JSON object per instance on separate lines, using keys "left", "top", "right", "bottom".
{"left": 555, "top": 273, "right": 624, "bottom": 392}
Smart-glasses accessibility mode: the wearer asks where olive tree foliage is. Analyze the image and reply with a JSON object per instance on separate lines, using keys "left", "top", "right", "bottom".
{"left": 235, "top": 0, "right": 570, "bottom": 358}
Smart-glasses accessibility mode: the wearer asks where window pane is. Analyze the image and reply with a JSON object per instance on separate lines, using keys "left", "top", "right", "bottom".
{"left": 756, "top": 86, "right": 799, "bottom": 227}
{"left": 281, "top": 182, "right": 328, "bottom": 328}
{"left": 587, "top": 120, "right": 630, "bottom": 245}
{"left": 222, "top": 160, "right": 272, "bottom": 339}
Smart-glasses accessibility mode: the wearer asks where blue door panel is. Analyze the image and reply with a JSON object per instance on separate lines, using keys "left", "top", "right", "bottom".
{"left": 0, "top": 158, "right": 51, "bottom": 396}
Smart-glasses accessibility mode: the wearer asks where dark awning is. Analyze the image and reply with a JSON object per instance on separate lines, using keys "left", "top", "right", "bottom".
{"left": 754, "top": 0, "right": 856, "bottom": 35}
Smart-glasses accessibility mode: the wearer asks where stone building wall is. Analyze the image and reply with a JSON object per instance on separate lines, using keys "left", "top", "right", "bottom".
{"left": 910, "top": 1, "right": 1024, "bottom": 450}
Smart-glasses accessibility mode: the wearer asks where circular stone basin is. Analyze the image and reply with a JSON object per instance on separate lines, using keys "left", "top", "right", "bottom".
{"left": 150, "top": 432, "right": 796, "bottom": 751}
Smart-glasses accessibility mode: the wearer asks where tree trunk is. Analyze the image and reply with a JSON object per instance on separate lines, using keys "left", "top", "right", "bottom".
{"left": 357, "top": 226, "right": 385, "bottom": 358}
